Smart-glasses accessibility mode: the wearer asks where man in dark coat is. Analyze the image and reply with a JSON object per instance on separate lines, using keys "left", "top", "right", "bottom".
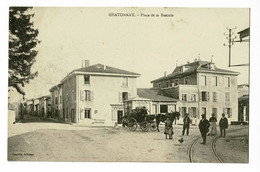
{"left": 182, "top": 113, "right": 191, "bottom": 136}
{"left": 199, "top": 114, "right": 210, "bottom": 145}
{"left": 219, "top": 113, "right": 228, "bottom": 137}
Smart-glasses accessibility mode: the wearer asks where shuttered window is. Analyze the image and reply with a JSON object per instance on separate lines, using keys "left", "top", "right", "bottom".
{"left": 213, "top": 92, "right": 217, "bottom": 102}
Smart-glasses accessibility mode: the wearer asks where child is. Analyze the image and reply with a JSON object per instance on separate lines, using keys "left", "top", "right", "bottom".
{"left": 164, "top": 116, "right": 174, "bottom": 139}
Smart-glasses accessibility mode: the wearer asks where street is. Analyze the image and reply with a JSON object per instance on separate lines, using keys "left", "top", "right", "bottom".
{"left": 8, "top": 115, "right": 248, "bottom": 162}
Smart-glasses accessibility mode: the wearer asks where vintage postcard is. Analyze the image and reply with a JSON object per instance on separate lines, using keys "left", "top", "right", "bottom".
{"left": 7, "top": 7, "right": 249, "bottom": 163}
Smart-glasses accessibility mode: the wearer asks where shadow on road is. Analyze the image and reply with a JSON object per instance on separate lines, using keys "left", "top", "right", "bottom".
{"left": 19, "top": 115, "right": 67, "bottom": 124}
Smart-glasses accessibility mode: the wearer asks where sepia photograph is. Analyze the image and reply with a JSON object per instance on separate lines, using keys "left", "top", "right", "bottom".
{"left": 6, "top": 6, "right": 251, "bottom": 163}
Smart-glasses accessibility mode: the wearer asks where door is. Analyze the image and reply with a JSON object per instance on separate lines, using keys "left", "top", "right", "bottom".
{"left": 71, "top": 109, "right": 75, "bottom": 123}
{"left": 117, "top": 110, "right": 123, "bottom": 124}
{"left": 212, "top": 108, "right": 217, "bottom": 118}
{"left": 182, "top": 107, "right": 187, "bottom": 118}
{"left": 202, "top": 107, "right": 207, "bottom": 118}
{"left": 160, "top": 105, "right": 168, "bottom": 113}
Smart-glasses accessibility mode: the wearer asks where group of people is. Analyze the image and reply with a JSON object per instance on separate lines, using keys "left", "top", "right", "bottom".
{"left": 164, "top": 112, "right": 229, "bottom": 145}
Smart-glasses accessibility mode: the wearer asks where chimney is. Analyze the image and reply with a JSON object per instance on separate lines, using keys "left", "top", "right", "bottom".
{"left": 85, "top": 60, "right": 89, "bottom": 67}
{"left": 104, "top": 65, "right": 107, "bottom": 70}
{"left": 164, "top": 71, "right": 167, "bottom": 77}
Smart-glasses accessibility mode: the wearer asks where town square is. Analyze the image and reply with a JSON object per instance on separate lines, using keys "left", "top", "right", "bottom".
{"left": 6, "top": 7, "right": 250, "bottom": 163}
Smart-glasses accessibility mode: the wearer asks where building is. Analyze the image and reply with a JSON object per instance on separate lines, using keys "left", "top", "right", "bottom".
{"left": 39, "top": 95, "right": 51, "bottom": 118}
{"left": 49, "top": 84, "right": 62, "bottom": 119}
{"left": 238, "top": 84, "right": 249, "bottom": 124}
{"left": 123, "top": 88, "right": 178, "bottom": 124}
{"left": 25, "top": 99, "right": 34, "bottom": 116}
{"left": 50, "top": 61, "right": 140, "bottom": 125}
{"left": 137, "top": 88, "right": 178, "bottom": 114}
{"left": 151, "top": 60, "right": 239, "bottom": 124}
{"left": 8, "top": 83, "right": 25, "bottom": 122}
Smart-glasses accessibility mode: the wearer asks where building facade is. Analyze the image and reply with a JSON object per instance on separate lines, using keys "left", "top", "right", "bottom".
{"left": 50, "top": 63, "right": 140, "bottom": 126}
{"left": 39, "top": 95, "right": 51, "bottom": 118}
{"left": 151, "top": 60, "right": 239, "bottom": 124}
{"left": 8, "top": 83, "right": 25, "bottom": 122}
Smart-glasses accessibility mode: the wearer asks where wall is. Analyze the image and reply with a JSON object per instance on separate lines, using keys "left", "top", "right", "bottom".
{"left": 77, "top": 74, "right": 138, "bottom": 126}
{"left": 62, "top": 75, "right": 77, "bottom": 122}
{"left": 198, "top": 72, "right": 238, "bottom": 124}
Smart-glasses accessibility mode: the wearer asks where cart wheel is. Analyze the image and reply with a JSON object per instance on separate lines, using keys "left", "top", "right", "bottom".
{"left": 128, "top": 118, "right": 137, "bottom": 131}
{"left": 150, "top": 121, "right": 157, "bottom": 132}
{"left": 140, "top": 122, "right": 149, "bottom": 132}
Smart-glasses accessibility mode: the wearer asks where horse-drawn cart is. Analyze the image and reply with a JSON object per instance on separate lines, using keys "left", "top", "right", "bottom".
{"left": 123, "top": 106, "right": 157, "bottom": 132}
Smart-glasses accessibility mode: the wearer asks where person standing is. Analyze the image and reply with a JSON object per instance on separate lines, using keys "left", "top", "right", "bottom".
{"left": 182, "top": 113, "right": 191, "bottom": 136}
{"left": 219, "top": 113, "right": 228, "bottom": 137}
{"left": 208, "top": 113, "right": 217, "bottom": 136}
{"left": 164, "top": 116, "right": 174, "bottom": 139}
{"left": 199, "top": 114, "right": 210, "bottom": 145}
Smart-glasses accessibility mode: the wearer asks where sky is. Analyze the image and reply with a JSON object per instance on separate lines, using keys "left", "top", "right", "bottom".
{"left": 23, "top": 7, "right": 249, "bottom": 99}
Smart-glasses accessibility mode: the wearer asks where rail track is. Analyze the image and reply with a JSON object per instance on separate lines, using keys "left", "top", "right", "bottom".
{"left": 188, "top": 126, "right": 248, "bottom": 163}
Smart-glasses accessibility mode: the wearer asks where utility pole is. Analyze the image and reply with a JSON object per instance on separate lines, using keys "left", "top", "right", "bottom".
{"left": 224, "top": 27, "right": 237, "bottom": 67}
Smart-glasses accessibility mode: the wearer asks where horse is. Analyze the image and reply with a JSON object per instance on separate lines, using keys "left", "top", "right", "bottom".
{"left": 155, "top": 111, "right": 180, "bottom": 132}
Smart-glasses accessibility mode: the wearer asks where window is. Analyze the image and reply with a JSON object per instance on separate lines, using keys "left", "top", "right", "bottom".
{"left": 190, "top": 107, "right": 197, "bottom": 118}
{"left": 191, "top": 94, "right": 196, "bottom": 102}
{"left": 55, "top": 97, "right": 58, "bottom": 105}
{"left": 202, "top": 107, "right": 206, "bottom": 116}
{"left": 224, "top": 108, "right": 232, "bottom": 118}
{"left": 225, "top": 77, "right": 230, "bottom": 87}
{"left": 213, "top": 92, "right": 217, "bottom": 102}
{"left": 201, "top": 92, "right": 207, "bottom": 101}
{"left": 201, "top": 75, "right": 207, "bottom": 86}
{"left": 212, "top": 76, "right": 218, "bottom": 86}
{"left": 85, "top": 90, "right": 91, "bottom": 101}
{"left": 84, "top": 109, "right": 91, "bottom": 118}
{"left": 174, "top": 80, "right": 179, "bottom": 86}
{"left": 225, "top": 92, "right": 230, "bottom": 102}
{"left": 184, "top": 77, "right": 188, "bottom": 85}
{"left": 160, "top": 105, "right": 168, "bottom": 113}
{"left": 182, "top": 94, "right": 187, "bottom": 102}
{"left": 122, "top": 92, "right": 128, "bottom": 101}
{"left": 84, "top": 75, "right": 90, "bottom": 84}
{"left": 122, "top": 77, "right": 128, "bottom": 87}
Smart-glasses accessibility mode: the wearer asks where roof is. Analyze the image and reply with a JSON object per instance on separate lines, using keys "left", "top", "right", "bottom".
{"left": 73, "top": 64, "right": 140, "bottom": 76}
{"left": 238, "top": 95, "right": 249, "bottom": 103}
{"left": 137, "top": 88, "right": 178, "bottom": 102}
{"left": 238, "top": 27, "right": 250, "bottom": 40}
{"left": 151, "top": 60, "right": 239, "bottom": 83}
{"left": 125, "top": 96, "right": 152, "bottom": 101}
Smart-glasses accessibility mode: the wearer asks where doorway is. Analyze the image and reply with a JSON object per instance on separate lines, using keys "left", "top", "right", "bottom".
{"left": 117, "top": 110, "right": 123, "bottom": 124}
{"left": 212, "top": 108, "right": 217, "bottom": 118}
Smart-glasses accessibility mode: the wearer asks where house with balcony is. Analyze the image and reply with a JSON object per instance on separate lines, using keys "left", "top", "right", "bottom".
{"left": 151, "top": 60, "right": 239, "bottom": 124}
{"left": 50, "top": 61, "right": 140, "bottom": 126}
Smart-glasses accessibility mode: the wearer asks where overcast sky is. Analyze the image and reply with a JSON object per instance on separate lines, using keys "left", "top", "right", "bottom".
{"left": 23, "top": 7, "right": 249, "bottom": 99}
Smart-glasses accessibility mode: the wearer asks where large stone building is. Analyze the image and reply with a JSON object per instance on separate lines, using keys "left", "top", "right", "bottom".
{"left": 151, "top": 60, "right": 239, "bottom": 124}
{"left": 50, "top": 62, "right": 140, "bottom": 125}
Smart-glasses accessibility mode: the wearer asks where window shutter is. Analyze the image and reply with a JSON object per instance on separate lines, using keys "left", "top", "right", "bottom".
{"left": 215, "top": 92, "right": 217, "bottom": 102}
{"left": 188, "top": 107, "right": 191, "bottom": 116}
{"left": 91, "top": 91, "right": 94, "bottom": 102}
{"left": 207, "top": 92, "right": 210, "bottom": 101}
{"left": 119, "top": 92, "right": 122, "bottom": 103}
{"left": 199, "top": 92, "right": 202, "bottom": 101}
{"left": 230, "top": 108, "right": 232, "bottom": 117}
{"left": 80, "top": 90, "right": 84, "bottom": 101}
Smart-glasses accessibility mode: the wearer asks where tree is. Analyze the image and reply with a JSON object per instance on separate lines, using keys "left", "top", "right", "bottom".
{"left": 9, "top": 7, "right": 40, "bottom": 86}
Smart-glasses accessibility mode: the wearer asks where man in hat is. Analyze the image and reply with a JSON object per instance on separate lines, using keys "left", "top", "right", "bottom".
{"left": 219, "top": 113, "right": 228, "bottom": 137}
{"left": 199, "top": 114, "right": 210, "bottom": 145}
{"left": 182, "top": 113, "right": 191, "bottom": 136}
